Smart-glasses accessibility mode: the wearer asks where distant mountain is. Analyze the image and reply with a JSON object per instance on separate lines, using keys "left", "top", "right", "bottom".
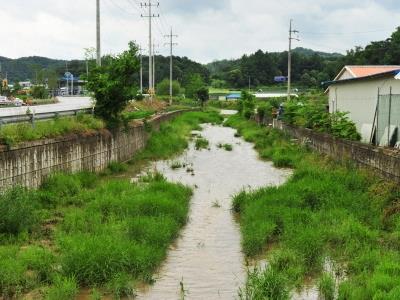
{"left": 292, "top": 47, "right": 343, "bottom": 59}
{"left": 0, "top": 56, "right": 68, "bottom": 82}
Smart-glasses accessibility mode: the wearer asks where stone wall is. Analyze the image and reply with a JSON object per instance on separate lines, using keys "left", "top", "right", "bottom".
{"left": 0, "top": 111, "right": 184, "bottom": 190}
{"left": 272, "top": 119, "right": 400, "bottom": 182}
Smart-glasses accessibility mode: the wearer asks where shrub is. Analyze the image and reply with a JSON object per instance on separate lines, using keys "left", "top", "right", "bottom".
{"left": 0, "top": 187, "right": 39, "bottom": 235}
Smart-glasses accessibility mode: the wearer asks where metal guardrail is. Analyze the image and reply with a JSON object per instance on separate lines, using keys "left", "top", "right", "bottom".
{"left": 0, "top": 108, "right": 93, "bottom": 126}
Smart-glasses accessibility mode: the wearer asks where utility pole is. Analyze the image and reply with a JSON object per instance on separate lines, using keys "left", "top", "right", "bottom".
{"left": 141, "top": 1, "right": 159, "bottom": 99}
{"left": 248, "top": 76, "right": 251, "bottom": 92}
{"left": 165, "top": 27, "right": 178, "bottom": 105}
{"left": 139, "top": 46, "right": 143, "bottom": 94}
{"left": 287, "top": 19, "right": 299, "bottom": 101}
{"left": 96, "top": 0, "right": 101, "bottom": 66}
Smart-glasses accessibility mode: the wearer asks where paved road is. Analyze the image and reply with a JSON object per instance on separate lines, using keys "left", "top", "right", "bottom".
{"left": 0, "top": 97, "right": 93, "bottom": 117}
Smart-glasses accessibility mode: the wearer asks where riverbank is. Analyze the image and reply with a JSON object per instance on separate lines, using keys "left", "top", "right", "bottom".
{"left": 225, "top": 114, "right": 400, "bottom": 299}
{"left": 0, "top": 110, "right": 221, "bottom": 299}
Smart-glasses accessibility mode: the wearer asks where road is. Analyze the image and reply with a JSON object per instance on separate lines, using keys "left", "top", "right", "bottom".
{"left": 0, "top": 97, "right": 93, "bottom": 117}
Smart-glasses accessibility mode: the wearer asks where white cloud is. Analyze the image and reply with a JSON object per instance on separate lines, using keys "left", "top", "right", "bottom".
{"left": 0, "top": 0, "right": 399, "bottom": 63}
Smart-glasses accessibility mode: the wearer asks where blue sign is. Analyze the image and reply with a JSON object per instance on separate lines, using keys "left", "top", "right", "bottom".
{"left": 274, "top": 76, "right": 287, "bottom": 83}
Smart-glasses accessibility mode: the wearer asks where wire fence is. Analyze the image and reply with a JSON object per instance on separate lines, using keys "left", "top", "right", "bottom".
{"left": 376, "top": 92, "right": 400, "bottom": 147}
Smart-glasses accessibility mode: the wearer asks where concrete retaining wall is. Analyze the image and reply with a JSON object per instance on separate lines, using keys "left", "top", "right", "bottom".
{"left": 0, "top": 111, "right": 184, "bottom": 190}
{"left": 272, "top": 119, "right": 400, "bottom": 182}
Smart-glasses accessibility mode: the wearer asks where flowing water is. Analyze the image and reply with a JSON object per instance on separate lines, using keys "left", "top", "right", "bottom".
{"left": 137, "top": 123, "right": 290, "bottom": 300}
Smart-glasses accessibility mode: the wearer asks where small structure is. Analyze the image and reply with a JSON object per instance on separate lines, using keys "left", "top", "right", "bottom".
{"left": 325, "top": 65, "right": 400, "bottom": 145}
{"left": 226, "top": 93, "right": 241, "bottom": 100}
{"left": 274, "top": 76, "right": 287, "bottom": 83}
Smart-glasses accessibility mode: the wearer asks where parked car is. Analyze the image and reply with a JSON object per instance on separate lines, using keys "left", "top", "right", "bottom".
{"left": 13, "top": 98, "right": 24, "bottom": 107}
{"left": 0, "top": 96, "right": 11, "bottom": 106}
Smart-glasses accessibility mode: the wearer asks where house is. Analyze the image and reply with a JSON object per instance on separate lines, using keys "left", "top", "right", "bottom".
{"left": 325, "top": 65, "right": 400, "bottom": 146}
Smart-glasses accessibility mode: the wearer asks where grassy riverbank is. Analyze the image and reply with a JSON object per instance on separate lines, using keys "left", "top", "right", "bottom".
{"left": 0, "top": 110, "right": 220, "bottom": 299}
{"left": 226, "top": 115, "right": 400, "bottom": 299}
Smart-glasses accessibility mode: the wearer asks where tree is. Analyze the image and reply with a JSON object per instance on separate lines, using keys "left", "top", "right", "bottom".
{"left": 12, "top": 81, "right": 22, "bottom": 96}
{"left": 196, "top": 87, "right": 209, "bottom": 107}
{"left": 185, "top": 74, "right": 204, "bottom": 98}
{"left": 156, "top": 78, "right": 181, "bottom": 96}
{"left": 31, "top": 86, "right": 48, "bottom": 99}
{"left": 87, "top": 41, "right": 140, "bottom": 128}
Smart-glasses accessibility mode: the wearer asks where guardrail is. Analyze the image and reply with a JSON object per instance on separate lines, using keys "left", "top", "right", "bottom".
{"left": 0, "top": 108, "right": 93, "bottom": 126}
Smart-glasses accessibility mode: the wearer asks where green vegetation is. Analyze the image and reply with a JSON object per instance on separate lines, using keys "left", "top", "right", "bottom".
{"left": 217, "top": 143, "right": 233, "bottom": 151}
{"left": 0, "top": 114, "right": 105, "bottom": 146}
{"left": 282, "top": 97, "right": 361, "bottom": 141}
{"left": 318, "top": 273, "right": 335, "bottom": 300}
{"left": 133, "top": 111, "right": 222, "bottom": 162}
{"left": 0, "top": 110, "right": 230, "bottom": 298}
{"left": 195, "top": 137, "right": 209, "bottom": 150}
{"left": 227, "top": 114, "right": 400, "bottom": 298}
{"left": 87, "top": 42, "right": 140, "bottom": 128}
{"left": 123, "top": 110, "right": 154, "bottom": 121}
{"left": 0, "top": 171, "right": 192, "bottom": 298}
{"left": 106, "top": 161, "right": 128, "bottom": 174}
{"left": 207, "top": 28, "right": 400, "bottom": 90}
{"left": 156, "top": 78, "right": 182, "bottom": 96}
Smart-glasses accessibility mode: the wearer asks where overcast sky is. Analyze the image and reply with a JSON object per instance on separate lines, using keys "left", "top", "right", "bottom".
{"left": 1, "top": 0, "right": 399, "bottom": 63}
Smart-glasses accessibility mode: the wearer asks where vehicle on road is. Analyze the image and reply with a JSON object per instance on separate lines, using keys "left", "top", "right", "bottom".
{"left": 0, "top": 96, "right": 12, "bottom": 106}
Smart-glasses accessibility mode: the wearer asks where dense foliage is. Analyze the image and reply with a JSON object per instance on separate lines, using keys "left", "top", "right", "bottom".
{"left": 226, "top": 115, "right": 400, "bottom": 299}
{"left": 281, "top": 97, "right": 361, "bottom": 141}
{"left": 207, "top": 27, "right": 400, "bottom": 89}
{"left": 87, "top": 42, "right": 140, "bottom": 127}
{"left": 156, "top": 78, "right": 181, "bottom": 96}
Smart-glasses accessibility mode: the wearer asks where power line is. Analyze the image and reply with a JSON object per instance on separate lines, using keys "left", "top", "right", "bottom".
{"left": 301, "top": 28, "right": 395, "bottom": 36}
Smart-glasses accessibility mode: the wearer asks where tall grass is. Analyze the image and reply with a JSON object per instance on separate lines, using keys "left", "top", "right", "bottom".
{"left": 0, "top": 172, "right": 192, "bottom": 297}
{"left": 227, "top": 114, "right": 400, "bottom": 298}
{"left": 0, "top": 114, "right": 105, "bottom": 146}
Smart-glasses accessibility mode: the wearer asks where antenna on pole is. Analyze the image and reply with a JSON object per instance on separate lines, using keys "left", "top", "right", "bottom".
{"left": 287, "top": 19, "right": 300, "bottom": 101}
{"left": 164, "top": 27, "right": 178, "bottom": 105}
{"left": 141, "top": 0, "right": 159, "bottom": 100}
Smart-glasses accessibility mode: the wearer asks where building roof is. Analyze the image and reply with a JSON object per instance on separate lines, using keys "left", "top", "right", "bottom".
{"left": 324, "top": 66, "right": 400, "bottom": 91}
{"left": 334, "top": 65, "right": 400, "bottom": 81}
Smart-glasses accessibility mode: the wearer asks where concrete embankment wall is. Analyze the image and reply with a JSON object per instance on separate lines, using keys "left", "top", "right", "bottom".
{"left": 0, "top": 111, "right": 183, "bottom": 190}
{"left": 271, "top": 118, "right": 400, "bottom": 183}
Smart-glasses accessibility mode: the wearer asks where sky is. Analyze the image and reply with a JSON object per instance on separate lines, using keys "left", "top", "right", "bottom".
{"left": 0, "top": 0, "right": 400, "bottom": 63}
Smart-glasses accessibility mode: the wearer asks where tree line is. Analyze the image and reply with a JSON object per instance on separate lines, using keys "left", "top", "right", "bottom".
{"left": 206, "top": 27, "right": 400, "bottom": 89}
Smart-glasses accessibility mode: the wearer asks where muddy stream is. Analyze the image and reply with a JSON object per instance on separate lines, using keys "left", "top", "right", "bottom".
{"left": 135, "top": 121, "right": 290, "bottom": 300}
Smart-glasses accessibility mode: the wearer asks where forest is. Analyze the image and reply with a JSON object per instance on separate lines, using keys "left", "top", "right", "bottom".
{"left": 1, "top": 27, "right": 400, "bottom": 91}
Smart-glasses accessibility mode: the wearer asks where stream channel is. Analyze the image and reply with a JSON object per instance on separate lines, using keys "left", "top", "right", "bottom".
{"left": 136, "top": 116, "right": 290, "bottom": 299}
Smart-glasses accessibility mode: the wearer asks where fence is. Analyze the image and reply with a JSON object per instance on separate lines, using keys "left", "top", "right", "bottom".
{"left": 0, "top": 108, "right": 92, "bottom": 127}
{"left": 375, "top": 90, "right": 400, "bottom": 147}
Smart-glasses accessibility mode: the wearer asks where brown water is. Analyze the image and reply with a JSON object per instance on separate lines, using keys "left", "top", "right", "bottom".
{"left": 137, "top": 124, "right": 290, "bottom": 300}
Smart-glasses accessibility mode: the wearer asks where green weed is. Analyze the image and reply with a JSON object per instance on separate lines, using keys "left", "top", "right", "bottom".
{"left": 227, "top": 115, "right": 400, "bottom": 298}
{"left": 195, "top": 137, "right": 209, "bottom": 150}
{"left": 318, "top": 273, "right": 335, "bottom": 300}
{"left": 45, "top": 275, "right": 78, "bottom": 300}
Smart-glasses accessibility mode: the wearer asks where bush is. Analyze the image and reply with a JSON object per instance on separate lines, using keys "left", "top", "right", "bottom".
{"left": 0, "top": 187, "right": 39, "bottom": 235}
{"left": 19, "top": 246, "right": 55, "bottom": 283}
{"left": 0, "top": 247, "right": 27, "bottom": 298}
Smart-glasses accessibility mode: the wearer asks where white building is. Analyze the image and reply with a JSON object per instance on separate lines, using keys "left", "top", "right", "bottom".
{"left": 326, "top": 66, "right": 400, "bottom": 145}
